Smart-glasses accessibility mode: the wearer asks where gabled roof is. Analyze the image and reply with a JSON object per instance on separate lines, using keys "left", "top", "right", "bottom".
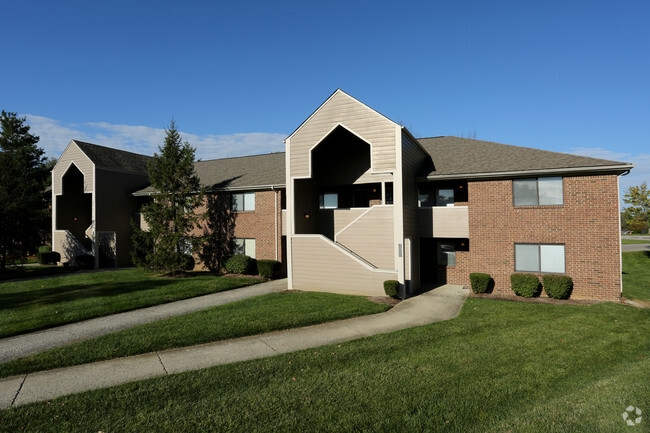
{"left": 417, "top": 136, "right": 633, "bottom": 179}
{"left": 74, "top": 140, "right": 152, "bottom": 174}
{"left": 286, "top": 89, "right": 400, "bottom": 141}
{"left": 133, "top": 152, "right": 286, "bottom": 195}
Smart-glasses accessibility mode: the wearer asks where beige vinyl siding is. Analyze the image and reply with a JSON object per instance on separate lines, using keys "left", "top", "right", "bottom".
{"left": 95, "top": 168, "right": 150, "bottom": 266}
{"left": 291, "top": 236, "right": 397, "bottom": 296}
{"left": 329, "top": 209, "right": 368, "bottom": 234}
{"left": 281, "top": 209, "right": 287, "bottom": 235}
{"left": 53, "top": 230, "right": 91, "bottom": 264}
{"left": 335, "top": 206, "right": 395, "bottom": 269}
{"left": 290, "top": 91, "right": 397, "bottom": 178}
{"left": 52, "top": 141, "right": 94, "bottom": 195}
{"left": 418, "top": 207, "right": 470, "bottom": 238}
{"left": 401, "top": 132, "right": 428, "bottom": 290}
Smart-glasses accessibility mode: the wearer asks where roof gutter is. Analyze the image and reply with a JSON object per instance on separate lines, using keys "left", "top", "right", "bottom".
{"left": 418, "top": 164, "right": 635, "bottom": 181}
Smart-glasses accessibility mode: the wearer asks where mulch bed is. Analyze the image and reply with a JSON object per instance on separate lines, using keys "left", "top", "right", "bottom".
{"left": 368, "top": 296, "right": 401, "bottom": 306}
{"left": 468, "top": 291, "right": 604, "bottom": 306}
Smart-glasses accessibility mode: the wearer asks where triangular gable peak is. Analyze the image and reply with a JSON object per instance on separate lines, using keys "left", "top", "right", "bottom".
{"left": 52, "top": 140, "right": 95, "bottom": 195}
{"left": 287, "top": 90, "right": 400, "bottom": 179}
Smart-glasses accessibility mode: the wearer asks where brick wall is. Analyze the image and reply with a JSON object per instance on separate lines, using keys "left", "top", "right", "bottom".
{"left": 442, "top": 175, "right": 621, "bottom": 301}
{"left": 191, "top": 189, "right": 285, "bottom": 270}
{"left": 232, "top": 189, "right": 284, "bottom": 262}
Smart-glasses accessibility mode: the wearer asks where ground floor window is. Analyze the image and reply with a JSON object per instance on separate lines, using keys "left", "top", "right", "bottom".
{"left": 437, "top": 241, "right": 456, "bottom": 266}
{"left": 514, "top": 243, "right": 565, "bottom": 273}
{"left": 233, "top": 238, "right": 256, "bottom": 258}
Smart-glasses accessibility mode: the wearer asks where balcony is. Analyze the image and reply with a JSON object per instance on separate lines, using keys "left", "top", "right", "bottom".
{"left": 418, "top": 206, "right": 469, "bottom": 238}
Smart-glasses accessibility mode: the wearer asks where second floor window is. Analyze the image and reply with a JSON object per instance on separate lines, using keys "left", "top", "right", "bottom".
{"left": 232, "top": 192, "right": 255, "bottom": 211}
{"left": 320, "top": 193, "right": 338, "bottom": 209}
{"left": 513, "top": 177, "right": 563, "bottom": 206}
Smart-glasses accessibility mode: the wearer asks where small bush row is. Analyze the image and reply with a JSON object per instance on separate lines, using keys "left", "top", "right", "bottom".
{"left": 469, "top": 272, "right": 573, "bottom": 299}
{"left": 224, "top": 255, "right": 281, "bottom": 279}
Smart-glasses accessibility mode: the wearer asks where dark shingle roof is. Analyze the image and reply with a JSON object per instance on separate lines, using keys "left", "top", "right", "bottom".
{"left": 75, "top": 140, "right": 152, "bottom": 174}
{"left": 133, "top": 152, "right": 286, "bottom": 195}
{"left": 417, "top": 136, "right": 632, "bottom": 178}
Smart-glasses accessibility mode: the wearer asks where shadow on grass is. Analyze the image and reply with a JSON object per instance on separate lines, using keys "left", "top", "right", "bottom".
{"left": 0, "top": 278, "right": 178, "bottom": 310}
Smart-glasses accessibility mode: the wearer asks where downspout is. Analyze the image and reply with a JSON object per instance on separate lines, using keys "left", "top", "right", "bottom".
{"left": 273, "top": 186, "right": 278, "bottom": 261}
{"left": 617, "top": 170, "right": 630, "bottom": 297}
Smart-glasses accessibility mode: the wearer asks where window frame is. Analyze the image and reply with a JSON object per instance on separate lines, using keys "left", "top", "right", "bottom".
{"left": 514, "top": 243, "right": 566, "bottom": 274}
{"left": 232, "top": 192, "right": 255, "bottom": 212}
{"left": 232, "top": 238, "right": 256, "bottom": 259}
{"left": 513, "top": 177, "right": 563, "bottom": 207}
{"left": 319, "top": 192, "right": 338, "bottom": 209}
{"left": 436, "top": 241, "right": 456, "bottom": 267}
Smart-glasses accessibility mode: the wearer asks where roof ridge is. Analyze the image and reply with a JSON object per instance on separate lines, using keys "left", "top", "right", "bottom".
{"left": 195, "top": 151, "right": 285, "bottom": 163}
{"left": 73, "top": 140, "right": 153, "bottom": 159}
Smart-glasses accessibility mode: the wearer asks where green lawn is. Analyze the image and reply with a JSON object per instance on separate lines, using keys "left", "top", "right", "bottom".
{"left": 0, "top": 291, "right": 389, "bottom": 378}
{"left": 622, "top": 251, "right": 650, "bottom": 302}
{"left": 0, "top": 265, "right": 74, "bottom": 282}
{"left": 0, "top": 269, "right": 260, "bottom": 338}
{"left": 621, "top": 239, "right": 650, "bottom": 244}
{"left": 1, "top": 298, "right": 647, "bottom": 432}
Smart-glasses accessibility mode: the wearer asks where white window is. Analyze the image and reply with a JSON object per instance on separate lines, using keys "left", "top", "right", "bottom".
{"left": 233, "top": 238, "right": 256, "bottom": 258}
{"left": 515, "top": 244, "right": 565, "bottom": 273}
{"left": 232, "top": 192, "right": 255, "bottom": 211}
{"left": 513, "top": 177, "right": 563, "bottom": 206}
{"left": 319, "top": 193, "right": 338, "bottom": 209}
{"left": 437, "top": 242, "right": 456, "bottom": 266}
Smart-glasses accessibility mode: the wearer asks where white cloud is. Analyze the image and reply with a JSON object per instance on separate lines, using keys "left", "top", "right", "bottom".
{"left": 24, "top": 115, "right": 286, "bottom": 161}
{"left": 570, "top": 147, "right": 650, "bottom": 200}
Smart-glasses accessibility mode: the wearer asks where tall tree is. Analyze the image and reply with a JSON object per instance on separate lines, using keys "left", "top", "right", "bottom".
{"left": 198, "top": 192, "right": 236, "bottom": 273}
{"left": 622, "top": 182, "right": 650, "bottom": 233}
{"left": 0, "top": 111, "right": 49, "bottom": 270}
{"left": 135, "top": 121, "right": 203, "bottom": 273}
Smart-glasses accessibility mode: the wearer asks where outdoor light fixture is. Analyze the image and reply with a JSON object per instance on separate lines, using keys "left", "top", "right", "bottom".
{"left": 304, "top": 213, "right": 310, "bottom": 219}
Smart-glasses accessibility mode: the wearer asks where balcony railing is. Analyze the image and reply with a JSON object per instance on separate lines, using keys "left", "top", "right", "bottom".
{"left": 418, "top": 206, "right": 469, "bottom": 238}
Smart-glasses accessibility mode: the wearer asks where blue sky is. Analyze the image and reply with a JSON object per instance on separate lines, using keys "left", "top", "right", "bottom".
{"left": 2, "top": 0, "right": 648, "bottom": 197}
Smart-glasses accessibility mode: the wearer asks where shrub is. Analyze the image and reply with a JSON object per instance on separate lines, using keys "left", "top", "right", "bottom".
{"left": 257, "top": 260, "right": 281, "bottom": 279}
{"left": 39, "top": 251, "right": 60, "bottom": 265}
{"left": 469, "top": 272, "right": 493, "bottom": 294}
{"left": 225, "top": 254, "right": 256, "bottom": 275}
{"left": 75, "top": 254, "right": 95, "bottom": 270}
{"left": 542, "top": 275, "right": 573, "bottom": 299}
{"left": 179, "top": 253, "right": 195, "bottom": 271}
{"left": 384, "top": 280, "right": 400, "bottom": 297}
{"left": 510, "top": 273, "right": 542, "bottom": 298}
{"left": 36, "top": 245, "right": 53, "bottom": 264}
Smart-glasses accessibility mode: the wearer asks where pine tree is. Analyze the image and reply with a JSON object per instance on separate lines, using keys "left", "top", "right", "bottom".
{"left": 136, "top": 121, "right": 204, "bottom": 273}
{"left": 0, "top": 111, "right": 49, "bottom": 270}
{"left": 198, "top": 192, "right": 236, "bottom": 273}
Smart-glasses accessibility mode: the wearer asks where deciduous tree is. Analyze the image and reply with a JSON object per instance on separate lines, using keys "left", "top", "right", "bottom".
{"left": 622, "top": 182, "right": 650, "bottom": 233}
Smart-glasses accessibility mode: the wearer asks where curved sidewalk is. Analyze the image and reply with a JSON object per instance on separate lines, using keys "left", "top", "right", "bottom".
{"left": 0, "top": 279, "right": 288, "bottom": 364}
{"left": 0, "top": 284, "right": 468, "bottom": 409}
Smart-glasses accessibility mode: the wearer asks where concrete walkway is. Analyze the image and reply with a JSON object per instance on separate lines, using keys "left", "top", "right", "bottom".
{"left": 0, "top": 284, "right": 469, "bottom": 409}
{"left": 0, "top": 279, "right": 288, "bottom": 364}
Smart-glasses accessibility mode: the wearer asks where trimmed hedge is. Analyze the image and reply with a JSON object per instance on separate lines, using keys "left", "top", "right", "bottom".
{"left": 543, "top": 275, "right": 573, "bottom": 299}
{"left": 469, "top": 273, "right": 493, "bottom": 294}
{"left": 225, "top": 254, "right": 256, "bottom": 275}
{"left": 384, "top": 280, "right": 399, "bottom": 297}
{"left": 75, "top": 254, "right": 95, "bottom": 270}
{"left": 257, "top": 260, "right": 281, "bottom": 279}
{"left": 39, "top": 251, "right": 60, "bottom": 265}
{"left": 510, "top": 273, "right": 542, "bottom": 298}
{"left": 36, "top": 246, "right": 53, "bottom": 264}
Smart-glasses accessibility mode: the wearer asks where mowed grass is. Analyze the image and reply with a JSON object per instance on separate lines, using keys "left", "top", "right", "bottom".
{"left": 0, "top": 291, "right": 390, "bottom": 378}
{"left": 621, "top": 239, "right": 650, "bottom": 244}
{"left": 1, "top": 298, "right": 647, "bottom": 432}
{"left": 622, "top": 251, "right": 650, "bottom": 302}
{"left": 0, "top": 265, "right": 74, "bottom": 282}
{"left": 0, "top": 269, "right": 260, "bottom": 338}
